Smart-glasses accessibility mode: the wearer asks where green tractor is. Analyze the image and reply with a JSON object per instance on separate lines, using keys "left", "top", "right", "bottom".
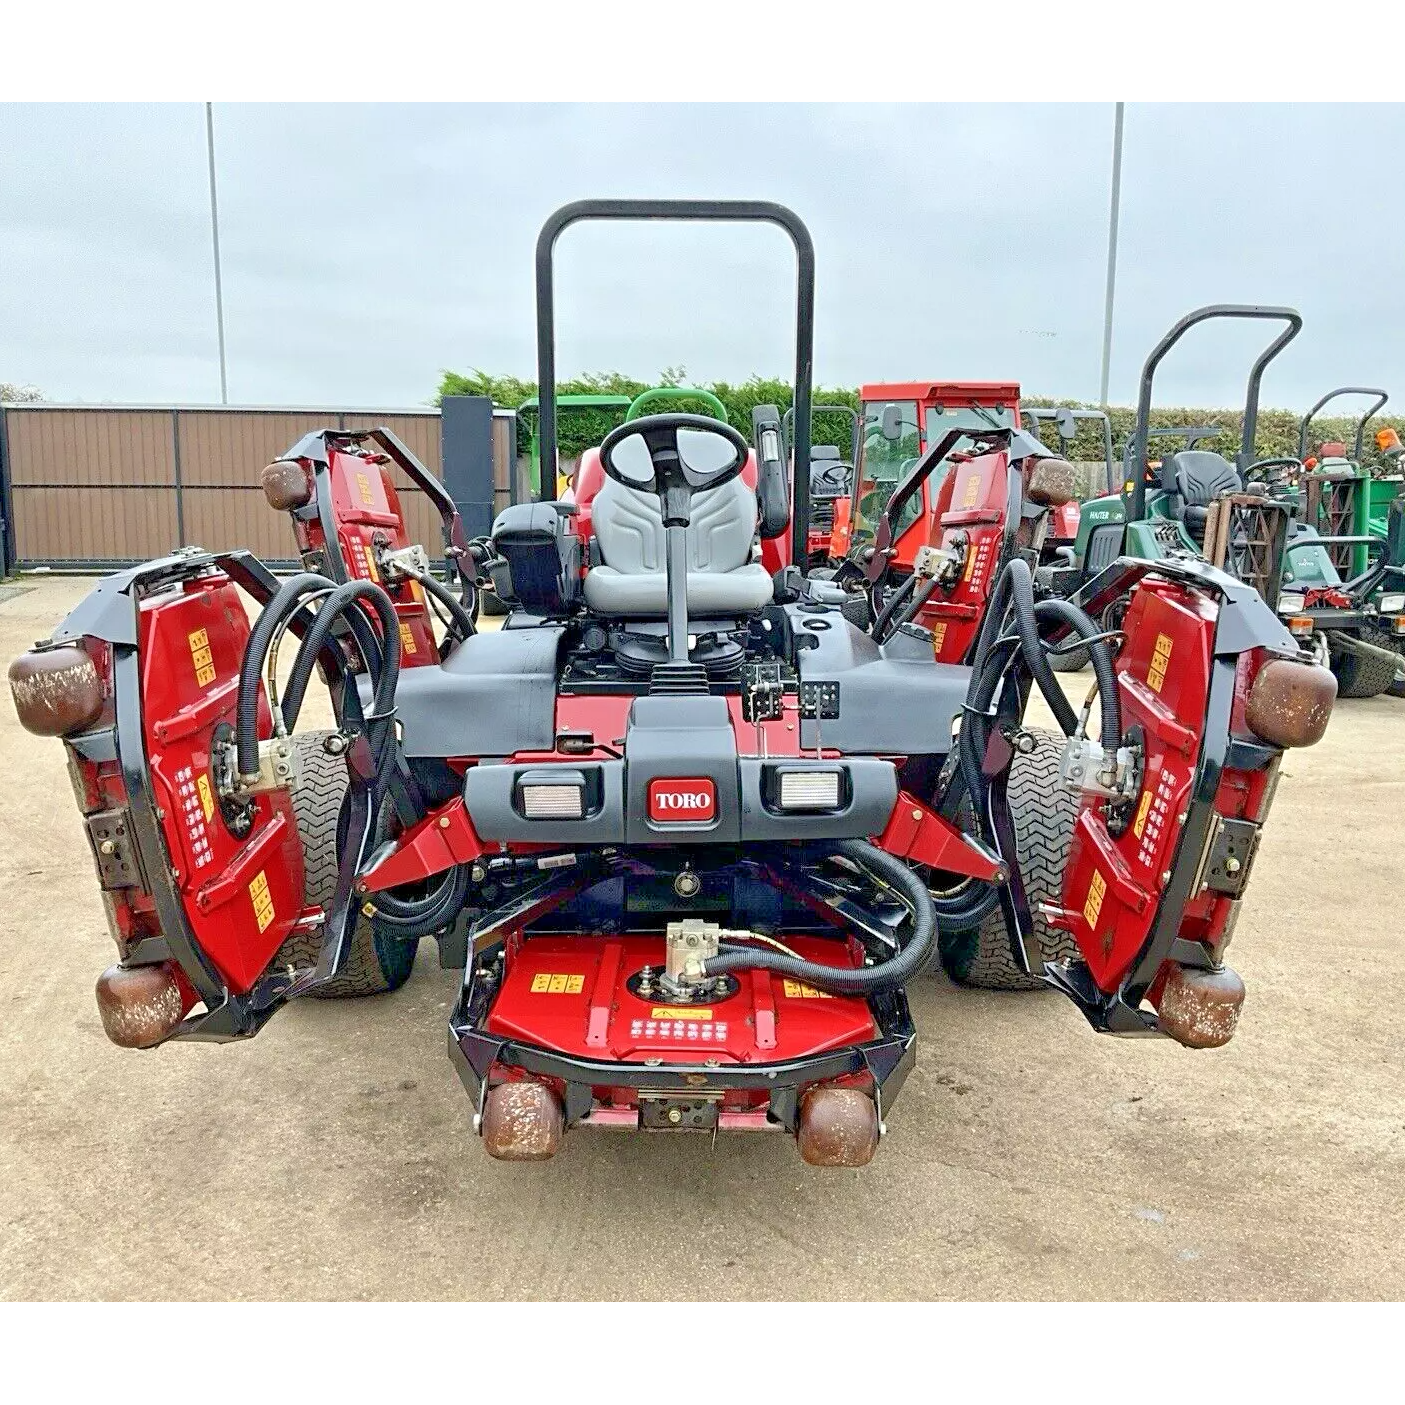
{"left": 1279, "top": 388, "right": 1405, "bottom": 697}
{"left": 1057, "top": 305, "right": 1403, "bottom": 697}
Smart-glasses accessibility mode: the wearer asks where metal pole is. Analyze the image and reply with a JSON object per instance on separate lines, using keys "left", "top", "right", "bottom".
{"left": 1098, "top": 101, "right": 1125, "bottom": 408}
{"left": 205, "top": 102, "right": 228, "bottom": 405}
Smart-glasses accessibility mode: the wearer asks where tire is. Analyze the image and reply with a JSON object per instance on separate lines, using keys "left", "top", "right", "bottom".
{"left": 480, "top": 590, "right": 510, "bottom": 618}
{"left": 1332, "top": 641, "right": 1399, "bottom": 699}
{"left": 937, "top": 728, "right": 1081, "bottom": 990}
{"left": 1386, "top": 642, "right": 1405, "bottom": 699}
{"left": 268, "top": 731, "right": 418, "bottom": 998}
{"left": 1049, "top": 642, "right": 1090, "bottom": 673}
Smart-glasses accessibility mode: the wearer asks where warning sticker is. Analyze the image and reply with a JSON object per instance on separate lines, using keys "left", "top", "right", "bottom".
{"left": 187, "top": 628, "right": 216, "bottom": 688}
{"left": 361, "top": 542, "right": 380, "bottom": 582}
{"left": 782, "top": 980, "right": 834, "bottom": 1000}
{"left": 961, "top": 471, "right": 981, "bottom": 507}
{"left": 196, "top": 772, "right": 216, "bottom": 824}
{"left": 355, "top": 471, "right": 376, "bottom": 508}
{"left": 931, "top": 621, "right": 948, "bottom": 654}
{"left": 399, "top": 622, "right": 417, "bottom": 656}
{"left": 249, "top": 870, "right": 275, "bottom": 933}
{"left": 1132, "top": 790, "right": 1153, "bottom": 839}
{"left": 650, "top": 1006, "right": 711, "bottom": 1021}
{"left": 530, "top": 972, "right": 584, "bottom": 994}
{"left": 1082, "top": 869, "right": 1107, "bottom": 929}
{"left": 1147, "top": 632, "right": 1173, "bottom": 693}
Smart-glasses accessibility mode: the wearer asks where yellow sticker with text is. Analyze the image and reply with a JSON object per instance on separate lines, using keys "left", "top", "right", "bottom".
{"left": 650, "top": 1007, "right": 712, "bottom": 1021}
{"left": 196, "top": 772, "right": 216, "bottom": 824}
{"left": 249, "top": 870, "right": 275, "bottom": 933}
{"left": 399, "top": 622, "right": 417, "bottom": 656}
{"left": 1133, "top": 790, "right": 1153, "bottom": 840}
{"left": 187, "top": 628, "right": 216, "bottom": 687}
{"left": 355, "top": 471, "right": 376, "bottom": 508}
{"left": 782, "top": 980, "right": 834, "bottom": 1000}
{"left": 1147, "top": 632, "right": 1173, "bottom": 693}
{"left": 1082, "top": 869, "right": 1106, "bottom": 929}
{"left": 361, "top": 542, "right": 380, "bottom": 582}
{"left": 930, "top": 621, "right": 948, "bottom": 655}
{"left": 530, "top": 972, "right": 584, "bottom": 994}
{"left": 961, "top": 471, "right": 981, "bottom": 507}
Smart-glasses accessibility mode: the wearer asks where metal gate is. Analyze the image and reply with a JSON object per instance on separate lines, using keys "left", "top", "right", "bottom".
{"left": 0, "top": 404, "right": 518, "bottom": 571}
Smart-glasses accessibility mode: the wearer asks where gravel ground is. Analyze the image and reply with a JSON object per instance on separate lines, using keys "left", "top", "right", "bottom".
{"left": 1, "top": 576, "right": 1401, "bottom": 1301}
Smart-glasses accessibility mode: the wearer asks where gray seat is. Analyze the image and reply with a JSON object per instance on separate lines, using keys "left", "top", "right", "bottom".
{"left": 584, "top": 472, "right": 773, "bottom": 616}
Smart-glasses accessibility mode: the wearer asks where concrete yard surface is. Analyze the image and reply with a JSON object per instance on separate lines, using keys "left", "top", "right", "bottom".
{"left": 0, "top": 577, "right": 1401, "bottom": 1301}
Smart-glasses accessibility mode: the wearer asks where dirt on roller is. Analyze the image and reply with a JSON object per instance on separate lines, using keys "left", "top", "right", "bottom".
{"left": 1, "top": 577, "right": 1402, "bottom": 1301}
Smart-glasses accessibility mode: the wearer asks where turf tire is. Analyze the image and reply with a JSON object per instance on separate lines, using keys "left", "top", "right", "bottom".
{"left": 1332, "top": 642, "right": 1399, "bottom": 699}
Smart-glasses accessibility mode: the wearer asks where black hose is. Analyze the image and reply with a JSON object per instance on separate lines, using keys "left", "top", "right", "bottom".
{"left": 280, "top": 579, "right": 402, "bottom": 746}
{"left": 1033, "top": 598, "right": 1122, "bottom": 748}
{"left": 704, "top": 839, "right": 935, "bottom": 995}
{"left": 929, "top": 879, "right": 1001, "bottom": 927}
{"left": 869, "top": 573, "right": 917, "bottom": 642}
{"left": 370, "top": 863, "right": 471, "bottom": 938}
{"left": 1005, "top": 558, "right": 1079, "bottom": 736}
{"left": 411, "top": 567, "right": 476, "bottom": 642}
{"left": 236, "top": 573, "right": 336, "bottom": 778}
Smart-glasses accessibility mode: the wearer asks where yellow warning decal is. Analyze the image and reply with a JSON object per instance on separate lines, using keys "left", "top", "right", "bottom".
{"left": 1083, "top": 869, "right": 1107, "bottom": 929}
{"left": 782, "top": 980, "right": 834, "bottom": 1000}
{"left": 1133, "top": 790, "right": 1153, "bottom": 840}
{"left": 930, "top": 621, "right": 948, "bottom": 654}
{"left": 530, "top": 972, "right": 584, "bottom": 994}
{"left": 196, "top": 773, "right": 216, "bottom": 824}
{"left": 249, "top": 870, "right": 275, "bottom": 933}
{"left": 355, "top": 471, "right": 376, "bottom": 508}
{"left": 961, "top": 471, "right": 981, "bottom": 507}
{"left": 187, "top": 628, "right": 216, "bottom": 688}
{"left": 399, "top": 622, "right": 417, "bottom": 656}
{"left": 361, "top": 542, "right": 380, "bottom": 582}
{"left": 650, "top": 1007, "right": 711, "bottom": 1021}
{"left": 1147, "top": 632, "right": 1173, "bottom": 693}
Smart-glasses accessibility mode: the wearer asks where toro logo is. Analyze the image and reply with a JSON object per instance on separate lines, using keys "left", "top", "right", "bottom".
{"left": 647, "top": 777, "right": 716, "bottom": 823}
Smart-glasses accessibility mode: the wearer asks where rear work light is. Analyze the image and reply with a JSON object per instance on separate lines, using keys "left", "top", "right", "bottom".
{"left": 777, "top": 770, "right": 843, "bottom": 811}
{"left": 517, "top": 769, "right": 586, "bottom": 820}
{"left": 1286, "top": 616, "right": 1315, "bottom": 637}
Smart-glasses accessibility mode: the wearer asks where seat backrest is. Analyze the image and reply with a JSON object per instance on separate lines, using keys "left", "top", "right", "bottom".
{"left": 1164, "top": 449, "right": 1241, "bottom": 508}
{"left": 590, "top": 473, "right": 760, "bottom": 575}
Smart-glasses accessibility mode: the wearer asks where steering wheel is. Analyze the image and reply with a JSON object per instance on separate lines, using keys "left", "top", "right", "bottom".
{"left": 599, "top": 413, "right": 750, "bottom": 527}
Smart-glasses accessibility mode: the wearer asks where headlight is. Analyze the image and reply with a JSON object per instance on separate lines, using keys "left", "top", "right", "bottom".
{"left": 1277, "top": 592, "right": 1306, "bottom": 615}
{"left": 1378, "top": 593, "right": 1405, "bottom": 614}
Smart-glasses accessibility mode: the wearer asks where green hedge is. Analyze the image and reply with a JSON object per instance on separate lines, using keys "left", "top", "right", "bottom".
{"left": 438, "top": 370, "right": 1405, "bottom": 476}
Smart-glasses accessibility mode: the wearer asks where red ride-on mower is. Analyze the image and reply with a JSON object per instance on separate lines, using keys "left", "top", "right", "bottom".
{"left": 11, "top": 200, "right": 1338, "bottom": 1167}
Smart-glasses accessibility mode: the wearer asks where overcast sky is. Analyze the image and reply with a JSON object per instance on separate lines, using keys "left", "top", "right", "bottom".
{"left": 3, "top": 102, "right": 1403, "bottom": 412}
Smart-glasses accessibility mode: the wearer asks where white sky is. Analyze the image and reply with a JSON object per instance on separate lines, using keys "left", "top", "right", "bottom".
{"left": 3, "top": 102, "right": 1403, "bottom": 411}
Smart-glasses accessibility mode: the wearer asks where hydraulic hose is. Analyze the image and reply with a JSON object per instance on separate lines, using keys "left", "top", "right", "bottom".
{"left": 704, "top": 839, "right": 935, "bottom": 996}
{"left": 279, "top": 579, "right": 401, "bottom": 737}
{"left": 409, "top": 566, "right": 476, "bottom": 643}
{"left": 928, "top": 877, "right": 1001, "bottom": 928}
{"left": 1033, "top": 597, "right": 1122, "bottom": 748}
{"left": 236, "top": 573, "right": 338, "bottom": 779}
{"left": 369, "top": 862, "right": 471, "bottom": 938}
{"left": 1004, "top": 558, "right": 1079, "bottom": 736}
{"left": 869, "top": 573, "right": 918, "bottom": 642}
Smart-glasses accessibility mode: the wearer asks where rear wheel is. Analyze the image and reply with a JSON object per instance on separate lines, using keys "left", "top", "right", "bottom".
{"left": 937, "top": 728, "right": 1081, "bottom": 990}
{"left": 1332, "top": 640, "right": 1399, "bottom": 699}
{"left": 1049, "top": 642, "right": 1090, "bottom": 673}
{"left": 1386, "top": 642, "right": 1405, "bottom": 699}
{"left": 268, "top": 731, "right": 418, "bottom": 998}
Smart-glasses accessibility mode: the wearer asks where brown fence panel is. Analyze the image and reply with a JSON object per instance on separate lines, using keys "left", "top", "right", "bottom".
{"left": 2, "top": 405, "right": 484, "bottom": 569}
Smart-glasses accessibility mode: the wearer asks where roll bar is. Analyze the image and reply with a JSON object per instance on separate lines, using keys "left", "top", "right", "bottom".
{"left": 534, "top": 199, "right": 817, "bottom": 574}
{"left": 1297, "top": 386, "right": 1389, "bottom": 462}
{"left": 1126, "top": 304, "right": 1302, "bottom": 522}
{"left": 784, "top": 403, "right": 860, "bottom": 464}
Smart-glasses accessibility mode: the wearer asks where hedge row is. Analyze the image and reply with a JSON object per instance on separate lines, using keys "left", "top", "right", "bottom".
{"left": 438, "top": 370, "right": 1405, "bottom": 476}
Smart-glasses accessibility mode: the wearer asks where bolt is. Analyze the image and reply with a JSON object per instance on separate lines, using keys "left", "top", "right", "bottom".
{"left": 1162, "top": 870, "right": 1172, "bottom": 885}
{"left": 911, "top": 808, "right": 923, "bottom": 821}
{"left": 438, "top": 815, "right": 451, "bottom": 829}
{"left": 362, "top": 902, "right": 376, "bottom": 917}
{"left": 667, "top": 1108, "right": 682, "bottom": 1124}
{"left": 98, "top": 839, "right": 116, "bottom": 855}
{"left": 1225, "top": 856, "right": 1242, "bottom": 874}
